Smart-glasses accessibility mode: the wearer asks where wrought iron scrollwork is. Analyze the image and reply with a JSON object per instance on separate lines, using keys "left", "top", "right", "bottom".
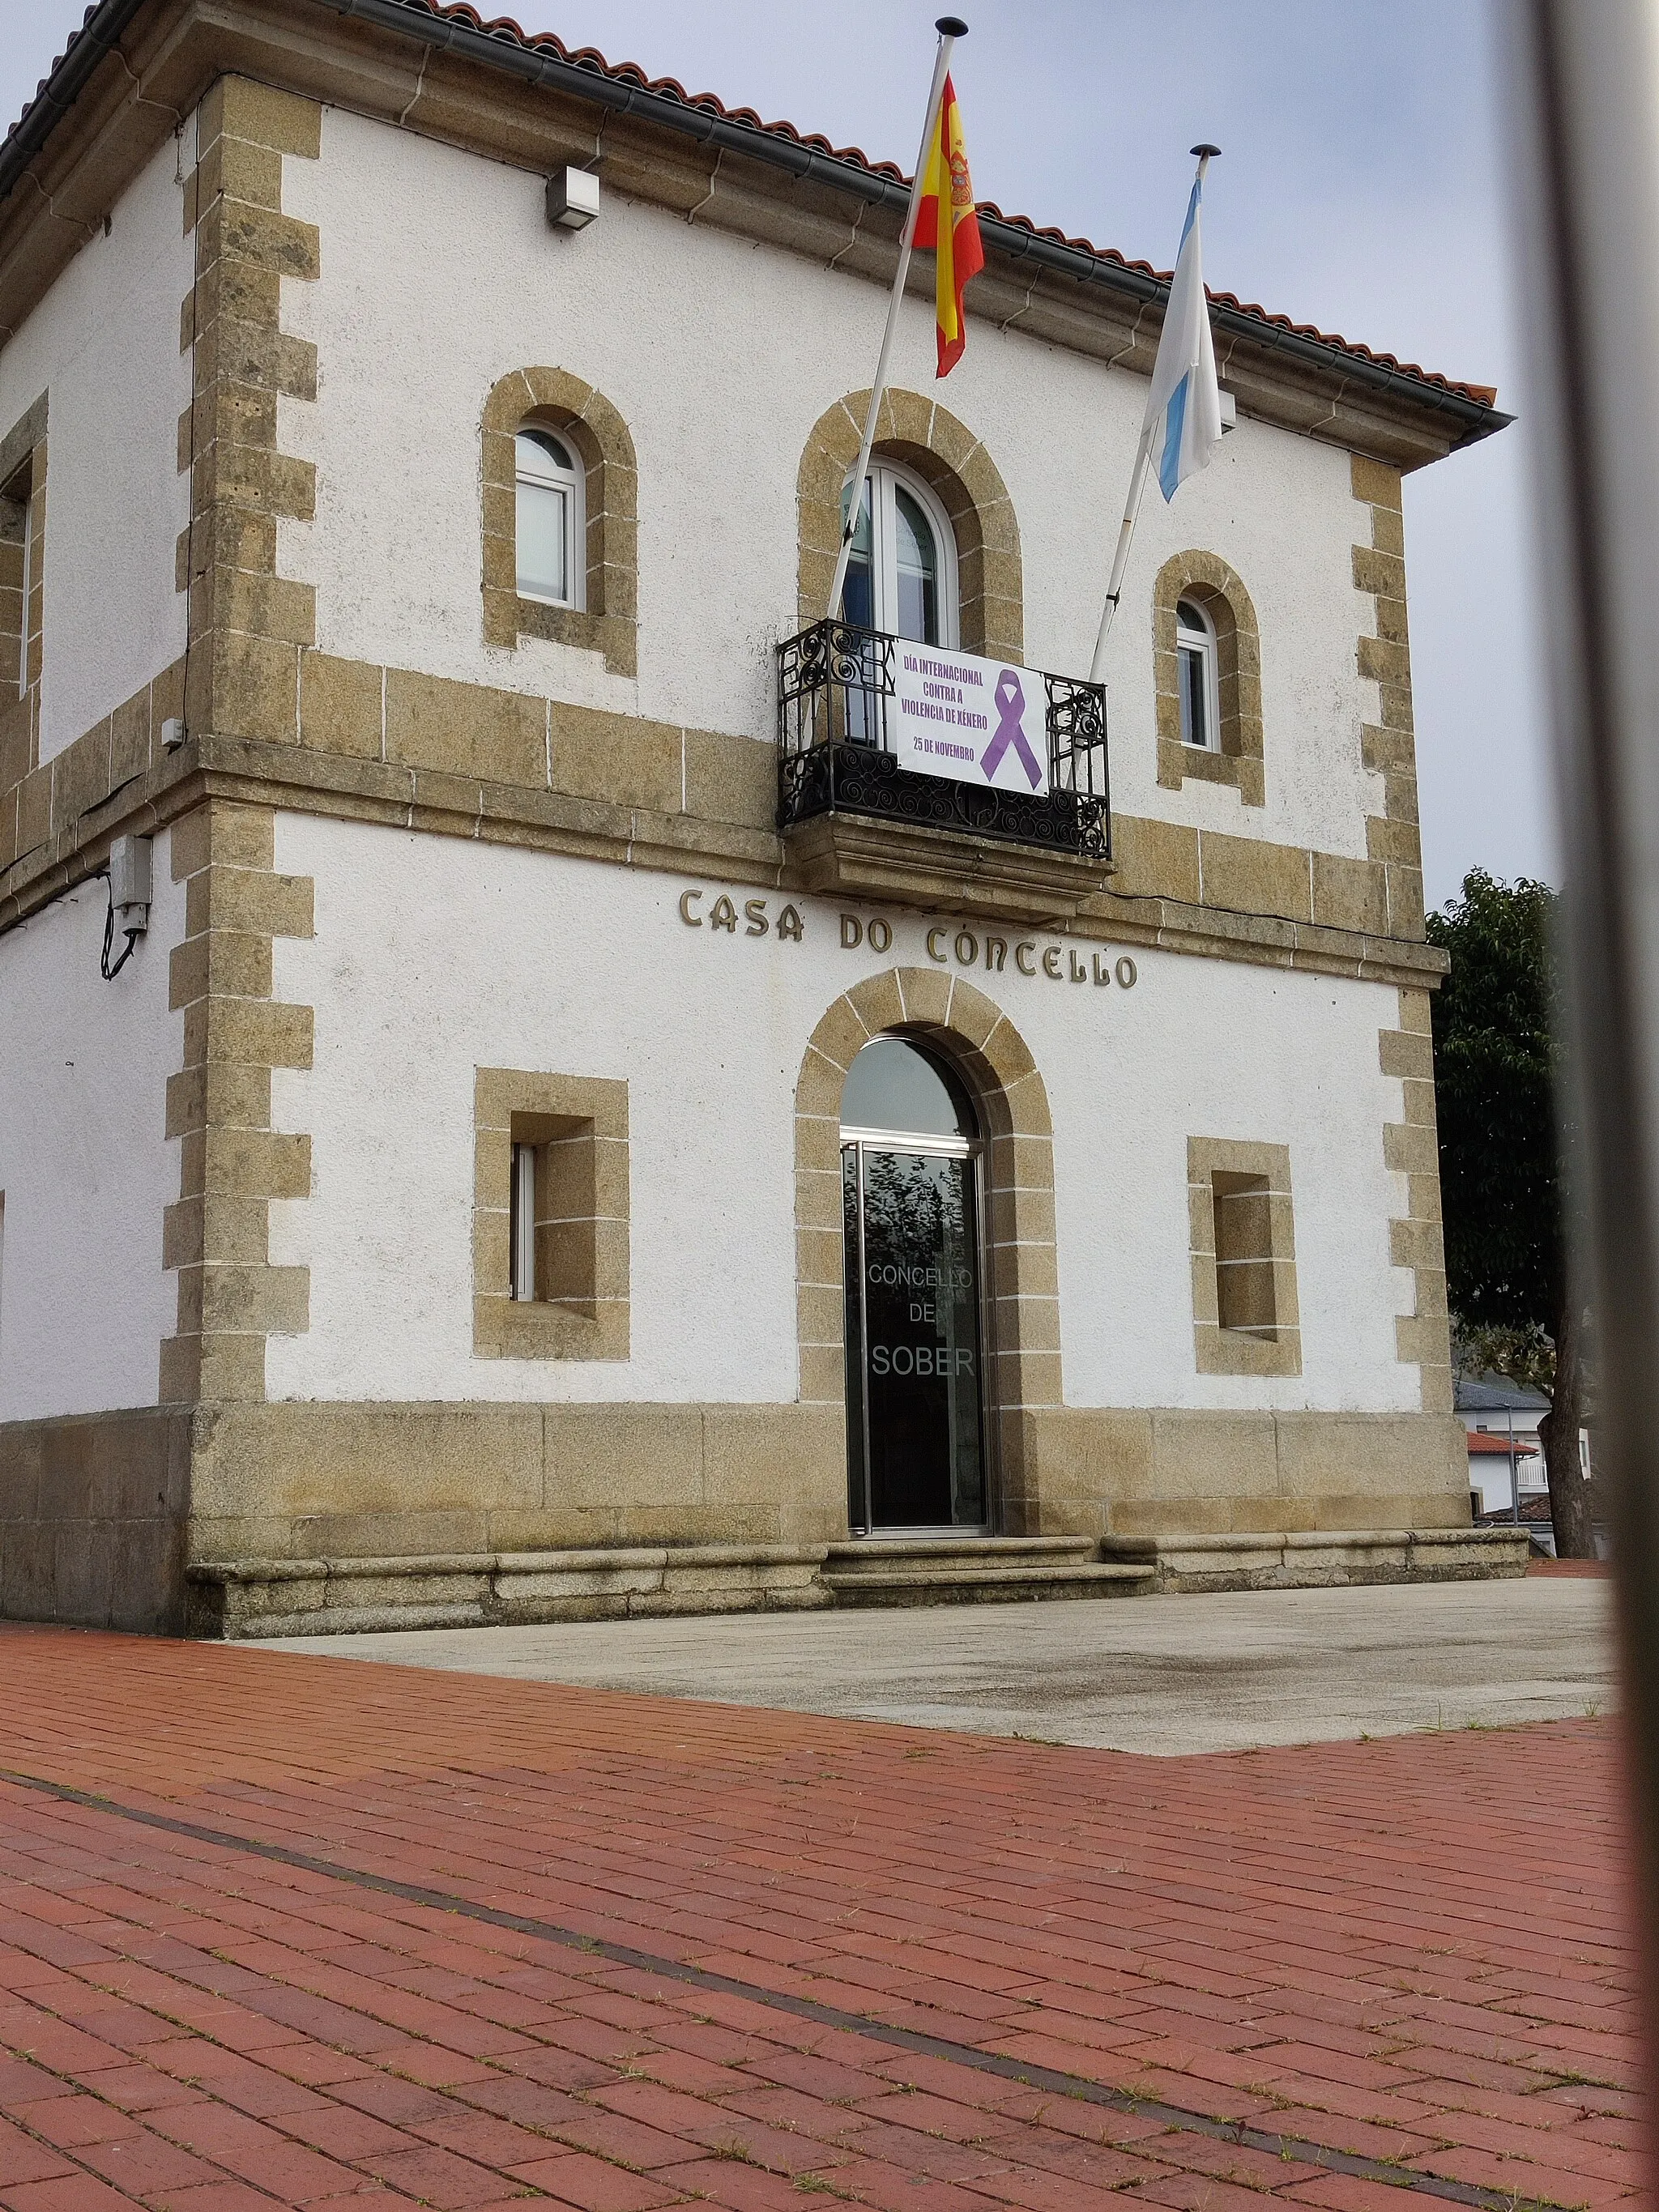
{"left": 776, "top": 619, "right": 1111, "bottom": 863}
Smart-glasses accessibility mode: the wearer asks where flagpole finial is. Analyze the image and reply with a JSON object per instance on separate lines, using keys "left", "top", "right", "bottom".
{"left": 936, "top": 17, "right": 969, "bottom": 36}
{"left": 1191, "top": 143, "right": 1221, "bottom": 159}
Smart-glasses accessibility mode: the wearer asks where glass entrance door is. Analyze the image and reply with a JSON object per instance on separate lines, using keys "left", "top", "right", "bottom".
{"left": 838, "top": 1036, "right": 987, "bottom": 1534}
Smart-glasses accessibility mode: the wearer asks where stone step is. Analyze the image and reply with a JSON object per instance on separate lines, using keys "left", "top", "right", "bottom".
{"left": 824, "top": 1536, "right": 1100, "bottom": 1570}
{"left": 821, "top": 1559, "right": 1154, "bottom": 1608}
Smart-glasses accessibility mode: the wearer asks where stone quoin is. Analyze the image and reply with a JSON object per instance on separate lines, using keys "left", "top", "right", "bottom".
{"left": 0, "top": 0, "right": 1526, "bottom": 1634}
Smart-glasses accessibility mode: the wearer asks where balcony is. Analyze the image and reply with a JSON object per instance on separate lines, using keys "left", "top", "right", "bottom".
{"left": 777, "top": 621, "right": 1111, "bottom": 872}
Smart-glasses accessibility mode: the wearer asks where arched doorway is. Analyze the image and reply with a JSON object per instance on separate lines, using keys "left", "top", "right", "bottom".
{"left": 840, "top": 1034, "right": 987, "bottom": 1533}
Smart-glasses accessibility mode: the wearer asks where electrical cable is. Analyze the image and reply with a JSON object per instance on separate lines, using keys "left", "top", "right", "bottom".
{"left": 98, "top": 869, "right": 139, "bottom": 980}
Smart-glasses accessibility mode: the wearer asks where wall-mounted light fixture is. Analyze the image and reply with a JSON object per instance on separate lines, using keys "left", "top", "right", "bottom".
{"left": 546, "top": 167, "right": 599, "bottom": 232}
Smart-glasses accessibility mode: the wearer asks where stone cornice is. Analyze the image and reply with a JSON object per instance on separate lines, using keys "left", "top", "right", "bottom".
{"left": 2, "top": 724, "right": 1450, "bottom": 991}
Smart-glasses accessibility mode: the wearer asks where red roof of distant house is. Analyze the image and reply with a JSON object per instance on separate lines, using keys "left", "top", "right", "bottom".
{"left": 1467, "top": 1432, "right": 1540, "bottom": 1455}
{"left": 8, "top": 1, "right": 1501, "bottom": 416}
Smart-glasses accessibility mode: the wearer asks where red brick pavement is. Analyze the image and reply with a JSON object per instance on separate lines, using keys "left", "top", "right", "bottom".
{"left": 0, "top": 1626, "right": 1642, "bottom": 2212}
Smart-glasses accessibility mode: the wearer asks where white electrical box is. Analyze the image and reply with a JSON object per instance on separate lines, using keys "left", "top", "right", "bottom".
{"left": 109, "top": 833, "right": 152, "bottom": 932}
{"left": 546, "top": 166, "right": 600, "bottom": 231}
{"left": 1219, "top": 389, "right": 1238, "bottom": 434}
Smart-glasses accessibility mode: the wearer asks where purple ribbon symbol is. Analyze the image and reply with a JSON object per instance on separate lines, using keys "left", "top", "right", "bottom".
{"left": 980, "top": 669, "right": 1043, "bottom": 790}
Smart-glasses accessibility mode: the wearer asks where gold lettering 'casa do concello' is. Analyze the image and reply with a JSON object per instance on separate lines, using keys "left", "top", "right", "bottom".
{"left": 676, "top": 889, "right": 1138, "bottom": 990}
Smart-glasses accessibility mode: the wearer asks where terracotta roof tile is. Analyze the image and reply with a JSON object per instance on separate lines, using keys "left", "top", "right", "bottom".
{"left": 11, "top": 0, "right": 1499, "bottom": 410}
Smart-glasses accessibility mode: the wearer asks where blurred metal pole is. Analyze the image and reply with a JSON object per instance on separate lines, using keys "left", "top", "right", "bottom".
{"left": 1499, "top": 1, "right": 1659, "bottom": 2170}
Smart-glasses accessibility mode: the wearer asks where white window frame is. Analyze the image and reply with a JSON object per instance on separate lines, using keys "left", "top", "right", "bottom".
{"left": 1175, "top": 595, "right": 1220, "bottom": 751}
{"left": 510, "top": 1140, "right": 537, "bottom": 1302}
{"left": 515, "top": 427, "right": 586, "bottom": 612}
{"left": 15, "top": 486, "right": 32, "bottom": 697}
{"left": 842, "top": 458, "right": 959, "bottom": 648}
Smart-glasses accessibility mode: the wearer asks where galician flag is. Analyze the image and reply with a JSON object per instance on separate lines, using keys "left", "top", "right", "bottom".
{"left": 913, "top": 73, "right": 983, "bottom": 378}
{"left": 1145, "top": 168, "right": 1223, "bottom": 500}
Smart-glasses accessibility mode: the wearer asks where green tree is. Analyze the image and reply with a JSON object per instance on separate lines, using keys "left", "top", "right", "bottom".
{"left": 1426, "top": 868, "right": 1593, "bottom": 1556}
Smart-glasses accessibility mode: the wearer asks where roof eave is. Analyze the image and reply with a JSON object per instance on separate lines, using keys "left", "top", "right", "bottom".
{"left": 1, "top": 0, "right": 1511, "bottom": 454}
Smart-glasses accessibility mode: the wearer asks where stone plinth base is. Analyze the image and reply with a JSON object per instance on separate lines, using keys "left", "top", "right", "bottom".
{"left": 186, "top": 1526, "right": 1532, "bottom": 1639}
{"left": 186, "top": 1544, "right": 834, "bottom": 1639}
{"left": 1096, "top": 1526, "right": 1533, "bottom": 1593}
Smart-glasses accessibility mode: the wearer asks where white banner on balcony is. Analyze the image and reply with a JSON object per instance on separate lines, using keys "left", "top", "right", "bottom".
{"left": 892, "top": 645, "right": 1049, "bottom": 798}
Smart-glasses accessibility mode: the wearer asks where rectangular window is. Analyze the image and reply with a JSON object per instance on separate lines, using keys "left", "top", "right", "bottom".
{"left": 1211, "top": 1170, "right": 1277, "bottom": 1336}
{"left": 1188, "top": 1137, "right": 1301, "bottom": 1378}
{"left": 0, "top": 399, "right": 47, "bottom": 711}
{"left": 475, "top": 1068, "right": 629, "bottom": 1360}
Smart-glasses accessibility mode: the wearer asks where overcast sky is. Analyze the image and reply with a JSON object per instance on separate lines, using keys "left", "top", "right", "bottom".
{"left": 2, "top": 0, "right": 1550, "bottom": 911}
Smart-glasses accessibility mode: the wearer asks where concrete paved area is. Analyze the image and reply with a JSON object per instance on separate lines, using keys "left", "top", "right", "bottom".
{"left": 271, "top": 1575, "right": 1616, "bottom": 1754}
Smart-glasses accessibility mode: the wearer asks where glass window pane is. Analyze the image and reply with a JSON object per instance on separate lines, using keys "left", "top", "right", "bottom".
{"left": 841, "top": 1036, "right": 975, "bottom": 1137}
{"left": 1176, "top": 598, "right": 1205, "bottom": 635}
{"left": 839, "top": 481, "right": 875, "bottom": 630}
{"left": 842, "top": 553, "right": 875, "bottom": 632}
{"left": 1179, "top": 642, "right": 1207, "bottom": 747}
{"left": 843, "top": 1145, "right": 868, "bottom": 1528}
{"left": 893, "top": 484, "right": 940, "bottom": 646}
{"left": 518, "top": 428, "right": 573, "bottom": 479}
{"left": 517, "top": 479, "right": 568, "bottom": 600}
{"left": 856, "top": 1147, "right": 984, "bottom": 1528}
{"left": 893, "top": 485, "right": 936, "bottom": 578}
{"left": 843, "top": 478, "right": 874, "bottom": 556}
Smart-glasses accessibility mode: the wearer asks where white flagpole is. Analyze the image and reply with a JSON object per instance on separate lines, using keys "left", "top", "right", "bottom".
{"left": 826, "top": 15, "right": 967, "bottom": 625}
{"left": 1088, "top": 145, "right": 1218, "bottom": 684}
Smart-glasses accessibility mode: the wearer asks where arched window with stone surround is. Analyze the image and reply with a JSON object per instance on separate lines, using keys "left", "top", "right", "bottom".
{"left": 798, "top": 390, "right": 1022, "bottom": 663}
{"left": 1153, "top": 551, "right": 1265, "bottom": 806}
{"left": 480, "top": 368, "right": 638, "bottom": 677}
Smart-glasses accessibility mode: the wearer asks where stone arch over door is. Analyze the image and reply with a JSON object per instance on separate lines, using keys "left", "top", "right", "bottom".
{"left": 797, "top": 390, "right": 1023, "bottom": 660}
{"left": 795, "top": 965, "right": 1058, "bottom": 1533}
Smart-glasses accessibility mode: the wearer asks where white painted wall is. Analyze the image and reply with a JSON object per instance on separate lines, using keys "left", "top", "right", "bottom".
{"left": 0, "top": 839, "right": 184, "bottom": 1419}
{"left": 280, "top": 109, "right": 1384, "bottom": 861}
{"left": 267, "top": 812, "right": 1418, "bottom": 1413}
{"left": 0, "top": 134, "right": 192, "bottom": 762}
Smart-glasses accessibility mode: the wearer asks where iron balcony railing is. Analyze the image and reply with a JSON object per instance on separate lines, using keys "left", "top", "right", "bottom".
{"left": 776, "top": 620, "right": 1111, "bottom": 862}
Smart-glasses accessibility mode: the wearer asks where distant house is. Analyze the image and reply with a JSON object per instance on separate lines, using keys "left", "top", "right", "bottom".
{"left": 1457, "top": 1374, "right": 1550, "bottom": 1518}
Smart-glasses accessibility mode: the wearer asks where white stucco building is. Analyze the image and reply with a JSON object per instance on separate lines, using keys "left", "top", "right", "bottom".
{"left": 0, "top": 0, "right": 1528, "bottom": 1634}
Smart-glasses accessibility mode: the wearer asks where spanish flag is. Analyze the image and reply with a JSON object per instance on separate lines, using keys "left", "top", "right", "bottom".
{"left": 913, "top": 74, "right": 983, "bottom": 378}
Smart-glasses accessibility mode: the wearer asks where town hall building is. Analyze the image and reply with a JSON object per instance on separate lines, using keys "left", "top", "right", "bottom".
{"left": 0, "top": 0, "right": 1529, "bottom": 1634}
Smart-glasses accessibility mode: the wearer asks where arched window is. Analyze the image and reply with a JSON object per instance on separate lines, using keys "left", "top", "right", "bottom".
{"left": 515, "top": 428, "right": 585, "bottom": 609}
{"left": 840, "top": 1034, "right": 977, "bottom": 1140}
{"left": 1176, "top": 597, "right": 1218, "bottom": 750}
{"left": 840, "top": 461, "right": 958, "bottom": 647}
